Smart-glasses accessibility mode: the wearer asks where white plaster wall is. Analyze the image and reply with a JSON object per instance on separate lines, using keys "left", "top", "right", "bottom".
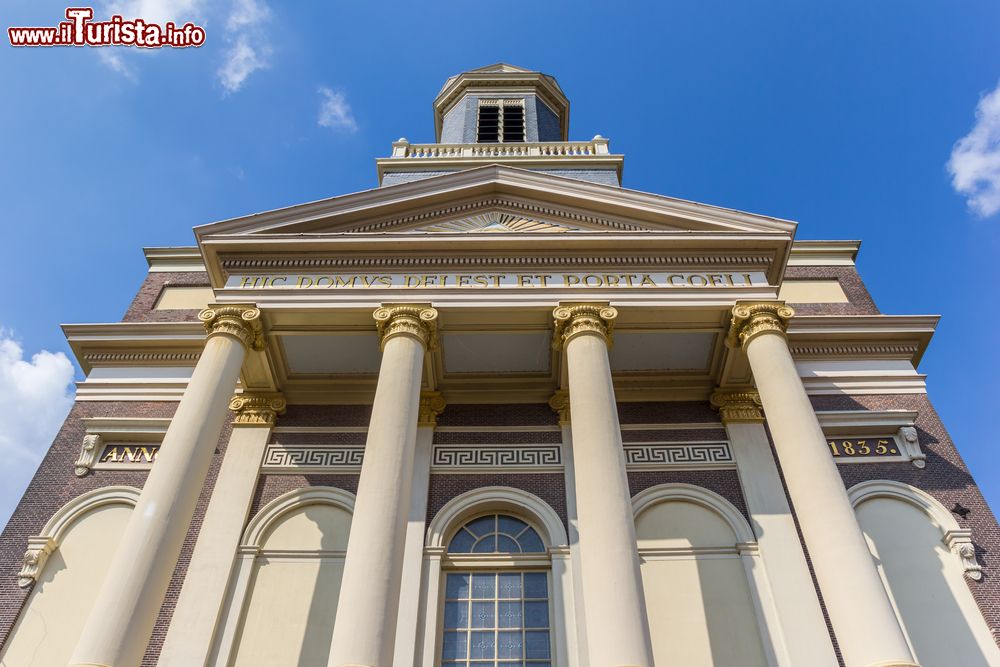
{"left": 231, "top": 503, "right": 351, "bottom": 667}
{"left": 857, "top": 497, "right": 1000, "bottom": 667}
{"left": 0, "top": 504, "right": 133, "bottom": 667}
{"left": 636, "top": 500, "right": 767, "bottom": 667}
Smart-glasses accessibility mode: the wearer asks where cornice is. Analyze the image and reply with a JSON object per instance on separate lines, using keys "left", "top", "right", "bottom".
{"left": 787, "top": 240, "right": 860, "bottom": 266}
{"left": 219, "top": 251, "right": 774, "bottom": 273}
{"left": 788, "top": 342, "right": 921, "bottom": 358}
{"left": 82, "top": 351, "right": 202, "bottom": 365}
{"left": 143, "top": 246, "right": 207, "bottom": 272}
{"left": 193, "top": 165, "right": 797, "bottom": 239}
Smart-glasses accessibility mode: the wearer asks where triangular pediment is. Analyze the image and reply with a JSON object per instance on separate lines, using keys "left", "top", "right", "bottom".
{"left": 195, "top": 165, "right": 797, "bottom": 240}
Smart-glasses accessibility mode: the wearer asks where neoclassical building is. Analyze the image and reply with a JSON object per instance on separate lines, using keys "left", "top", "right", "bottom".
{"left": 1, "top": 64, "right": 998, "bottom": 667}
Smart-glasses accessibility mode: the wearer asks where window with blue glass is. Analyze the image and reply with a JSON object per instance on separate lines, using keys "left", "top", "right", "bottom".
{"left": 441, "top": 514, "right": 552, "bottom": 666}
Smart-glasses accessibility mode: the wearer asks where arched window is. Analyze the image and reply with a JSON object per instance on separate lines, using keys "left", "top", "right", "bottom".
{"left": 441, "top": 513, "right": 552, "bottom": 666}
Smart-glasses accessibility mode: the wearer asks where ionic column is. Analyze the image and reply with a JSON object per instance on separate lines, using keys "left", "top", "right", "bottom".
{"left": 70, "top": 305, "right": 264, "bottom": 667}
{"left": 328, "top": 305, "right": 438, "bottom": 667}
{"left": 158, "top": 392, "right": 286, "bottom": 666}
{"left": 711, "top": 389, "right": 838, "bottom": 667}
{"left": 553, "top": 304, "right": 654, "bottom": 667}
{"left": 727, "top": 303, "right": 917, "bottom": 667}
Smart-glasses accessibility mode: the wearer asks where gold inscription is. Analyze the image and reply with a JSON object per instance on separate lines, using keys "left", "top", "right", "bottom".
{"left": 231, "top": 272, "right": 767, "bottom": 290}
{"left": 828, "top": 438, "right": 898, "bottom": 458}
{"left": 99, "top": 444, "right": 160, "bottom": 464}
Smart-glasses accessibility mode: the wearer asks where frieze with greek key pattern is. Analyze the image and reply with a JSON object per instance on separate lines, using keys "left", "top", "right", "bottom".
{"left": 623, "top": 442, "right": 733, "bottom": 467}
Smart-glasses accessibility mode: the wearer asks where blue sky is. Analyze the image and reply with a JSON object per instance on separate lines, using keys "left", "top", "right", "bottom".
{"left": 1, "top": 0, "right": 999, "bottom": 525}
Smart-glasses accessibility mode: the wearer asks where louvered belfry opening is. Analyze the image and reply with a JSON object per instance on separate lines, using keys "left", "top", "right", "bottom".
{"left": 476, "top": 99, "right": 525, "bottom": 144}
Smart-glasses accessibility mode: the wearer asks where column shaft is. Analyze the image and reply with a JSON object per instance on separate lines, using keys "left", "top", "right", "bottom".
{"left": 328, "top": 305, "right": 437, "bottom": 667}
{"left": 731, "top": 303, "right": 917, "bottom": 667}
{"left": 713, "top": 391, "right": 838, "bottom": 667}
{"left": 70, "top": 305, "right": 260, "bottom": 667}
{"left": 158, "top": 394, "right": 285, "bottom": 666}
{"left": 555, "top": 305, "right": 653, "bottom": 667}
{"left": 393, "top": 394, "right": 443, "bottom": 666}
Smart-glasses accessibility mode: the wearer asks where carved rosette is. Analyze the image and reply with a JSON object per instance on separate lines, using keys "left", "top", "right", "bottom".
{"left": 548, "top": 390, "right": 571, "bottom": 424}
{"left": 418, "top": 391, "right": 447, "bottom": 428}
{"left": 74, "top": 433, "right": 103, "bottom": 477}
{"left": 552, "top": 304, "right": 618, "bottom": 350}
{"left": 710, "top": 389, "right": 765, "bottom": 424}
{"left": 726, "top": 302, "right": 795, "bottom": 350}
{"left": 18, "top": 537, "right": 55, "bottom": 588}
{"left": 945, "top": 530, "right": 984, "bottom": 580}
{"left": 199, "top": 305, "right": 265, "bottom": 351}
{"left": 373, "top": 305, "right": 439, "bottom": 350}
{"left": 229, "top": 393, "right": 287, "bottom": 427}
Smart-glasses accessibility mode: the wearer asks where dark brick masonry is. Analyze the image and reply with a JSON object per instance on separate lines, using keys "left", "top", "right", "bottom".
{"left": 783, "top": 265, "right": 880, "bottom": 315}
{"left": 814, "top": 393, "right": 1000, "bottom": 644}
{"left": 0, "top": 402, "right": 171, "bottom": 649}
{"left": 122, "top": 270, "right": 211, "bottom": 323}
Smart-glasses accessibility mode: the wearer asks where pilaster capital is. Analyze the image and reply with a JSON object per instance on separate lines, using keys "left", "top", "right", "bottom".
{"left": 229, "top": 392, "right": 287, "bottom": 427}
{"left": 552, "top": 303, "right": 618, "bottom": 350}
{"left": 418, "top": 391, "right": 447, "bottom": 428}
{"left": 710, "top": 389, "right": 765, "bottom": 424}
{"left": 725, "top": 301, "right": 795, "bottom": 350}
{"left": 548, "top": 389, "right": 571, "bottom": 425}
{"left": 373, "top": 304, "right": 439, "bottom": 350}
{"left": 199, "top": 304, "right": 265, "bottom": 351}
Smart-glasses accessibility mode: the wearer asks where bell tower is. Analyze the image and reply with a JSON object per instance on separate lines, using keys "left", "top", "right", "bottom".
{"left": 378, "top": 63, "right": 623, "bottom": 187}
{"left": 434, "top": 63, "right": 569, "bottom": 143}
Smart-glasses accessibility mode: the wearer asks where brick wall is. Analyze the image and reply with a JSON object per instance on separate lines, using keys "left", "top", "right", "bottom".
{"left": 783, "top": 265, "right": 879, "bottom": 315}
{"left": 0, "top": 402, "right": 165, "bottom": 650}
{"left": 122, "top": 270, "right": 211, "bottom": 323}
{"left": 816, "top": 393, "right": 1000, "bottom": 643}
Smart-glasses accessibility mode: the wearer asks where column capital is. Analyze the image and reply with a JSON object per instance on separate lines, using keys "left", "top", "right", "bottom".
{"left": 552, "top": 303, "right": 618, "bottom": 350}
{"left": 418, "top": 391, "right": 446, "bottom": 427}
{"left": 373, "top": 304, "right": 439, "bottom": 350}
{"left": 710, "top": 388, "right": 765, "bottom": 424}
{"left": 548, "top": 389, "right": 571, "bottom": 425}
{"left": 726, "top": 301, "right": 795, "bottom": 350}
{"left": 229, "top": 392, "right": 287, "bottom": 427}
{"left": 199, "top": 305, "right": 264, "bottom": 351}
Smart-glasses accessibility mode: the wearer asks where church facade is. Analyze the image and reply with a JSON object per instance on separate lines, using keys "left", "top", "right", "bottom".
{"left": 1, "top": 64, "right": 999, "bottom": 667}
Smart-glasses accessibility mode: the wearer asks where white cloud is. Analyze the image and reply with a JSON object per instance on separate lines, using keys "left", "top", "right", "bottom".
{"left": 102, "top": 0, "right": 205, "bottom": 25}
{"left": 96, "top": 48, "right": 138, "bottom": 81}
{"left": 92, "top": 0, "right": 274, "bottom": 93}
{"left": 217, "top": 0, "right": 272, "bottom": 94}
{"left": 948, "top": 79, "right": 1000, "bottom": 218}
{"left": 0, "top": 331, "right": 75, "bottom": 527}
{"left": 95, "top": 0, "right": 206, "bottom": 79}
{"left": 317, "top": 86, "right": 358, "bottom": 133}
